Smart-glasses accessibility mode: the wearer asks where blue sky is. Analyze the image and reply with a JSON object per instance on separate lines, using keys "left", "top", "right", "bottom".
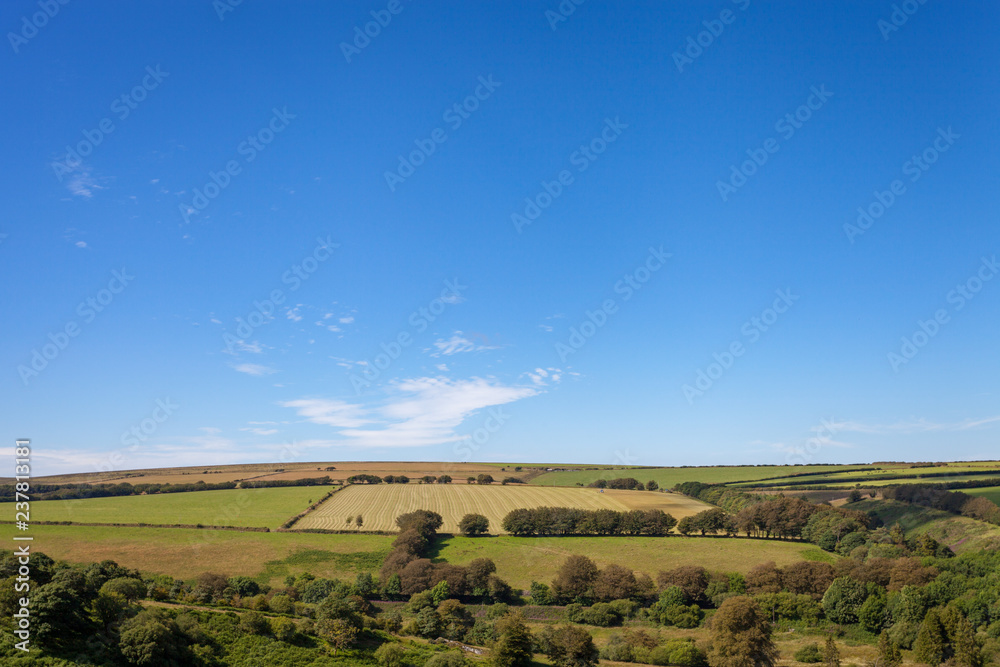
{"left": 2, "top": 1, "right": 998, "bottom": 476}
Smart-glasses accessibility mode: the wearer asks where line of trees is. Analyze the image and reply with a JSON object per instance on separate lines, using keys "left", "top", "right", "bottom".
{"left": 466, "top": 474, "right": 494, "bottom": 485}
{"left": 382, "top": 475, "right": 409, "bottom": 484}
{"left": 345, "top": 474, "right": 383, "bottom": 484}
{"left": 417, "top": 475, "right": 452, "bottom": 484}
{"left": 501, "top": 507, "right": 677, "bottom": 536}
{"left": 240, "top": 476, "right": 333, "bottom": 489}
{"left": 345, "top": 474, "right": 454, "bottom": 485}
{"left": 587, "top": 477, "right": 646, "bottom": 490}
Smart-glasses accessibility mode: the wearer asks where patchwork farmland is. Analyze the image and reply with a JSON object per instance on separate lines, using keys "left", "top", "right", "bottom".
{"left": 294, "top": 483, "right": 710, "bottom": 533}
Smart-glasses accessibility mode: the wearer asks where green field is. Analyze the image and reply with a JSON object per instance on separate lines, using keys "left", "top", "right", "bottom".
{"left": 433, "top": 535, "right": 834, "bottom": 590}
{"left": 0, "top": 523, "right": 394, "bottom": 587}
{"left": 964, "top": 486, "right": 1000, "bottom": 505}
{"left": 529, "top": 464, "right": 867, "bottom": 489}
{"left": 30, "top": 486, "right": 324, "bottom": 528}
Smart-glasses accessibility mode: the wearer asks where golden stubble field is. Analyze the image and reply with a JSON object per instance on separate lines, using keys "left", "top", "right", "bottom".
{"left": 294, "top": 484, "right": 711, "bottom": 533}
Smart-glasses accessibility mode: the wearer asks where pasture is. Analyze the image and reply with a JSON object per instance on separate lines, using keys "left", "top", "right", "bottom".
{"left": 434, "top": 535, "right": 835, "bottom": 590}
{"left": 962, "top": 485, "right": 1000, "bottom": 505}
{"left": 30, "top": 486, "right": 322, "bottom": 528}
{"left": 0, "top": 523, "right": 829, "bottom": 593}
{"left": 0, "top": 523, "right": 394, "bottom": 587}
{"left": 293, "top": 483, "right": 710, "bottom": 533}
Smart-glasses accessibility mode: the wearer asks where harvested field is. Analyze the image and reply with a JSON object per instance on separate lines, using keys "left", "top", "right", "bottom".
{"left": 294, "top": 483, "right": 710, "bottom": 533}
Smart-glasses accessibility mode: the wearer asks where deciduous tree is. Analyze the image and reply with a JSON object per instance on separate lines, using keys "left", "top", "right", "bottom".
{"left": 707, "top": 596, "right": 777, "bottom": 667}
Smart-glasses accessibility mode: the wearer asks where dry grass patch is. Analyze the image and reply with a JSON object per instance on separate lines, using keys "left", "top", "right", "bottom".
{"left": 0, "top": 524, "right": 393, "bottom": 586}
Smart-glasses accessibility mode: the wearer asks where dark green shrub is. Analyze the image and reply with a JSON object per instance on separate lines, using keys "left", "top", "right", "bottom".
{"left": 794, "top": 643, "right": 823, "bottom": 663}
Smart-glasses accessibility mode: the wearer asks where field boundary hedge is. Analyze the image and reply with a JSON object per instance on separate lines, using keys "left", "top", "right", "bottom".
{"left": 0, "top": 520, "right": 271, "bottom": 532}
{"left": 279, "top": 484, "right": 347, "bottom": 529}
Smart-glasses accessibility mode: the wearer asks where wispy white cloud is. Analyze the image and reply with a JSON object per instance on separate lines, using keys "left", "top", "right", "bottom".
{"left": 63, "top": 164, "right": 104, "bottom": 198}
{"left": 282, "top": 376, "right": 538, "bottom": 448}
{"left": 523, "top": 367, "right": 579, "bottom": 386}
{"left": 430, "top": 331, "right": 499, "bottom": 357}
{"left": 828, "top": 416, "right": 1000, "bottom": 434}
{"left": 238, "top": 340, "right": 265, "bottom": 354}
{"left": 280, "top": 398, "right": 372, "bottom": 428}
{"left": 329, "top": 356, "right": 363, "bottom": 369}
{"left": 959, "top": 415, "right": 1000, "bottom": 430}
{"left": 232, "top": 363, "right": 277, "bottom": 376}
{"left": 241, "top": 427, "right": 279, "bottom": 436}
{"left": 764, "top": 437, "right": 855, "bottom": 457}
{"left": 221, "top": 338, "right": 267, "bottom": 355}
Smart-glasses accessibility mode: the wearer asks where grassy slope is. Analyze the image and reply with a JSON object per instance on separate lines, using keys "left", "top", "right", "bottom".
{"left": 0, "top": 523, "right": 393, "bottom": 587}
{"left": 295, "top": 484, "right": 711, "bottom": 533}
{"left": 432, "top": 535, "right": 834, "bottom": 590}
{"left": 29, "top": 486, "right": 324, "bottom": 528}
{"left": 529, "top": 465, "right": 865, "bottom": 489}
{"left": 853, "top": 499, "right": 1000, "bottom": 553}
